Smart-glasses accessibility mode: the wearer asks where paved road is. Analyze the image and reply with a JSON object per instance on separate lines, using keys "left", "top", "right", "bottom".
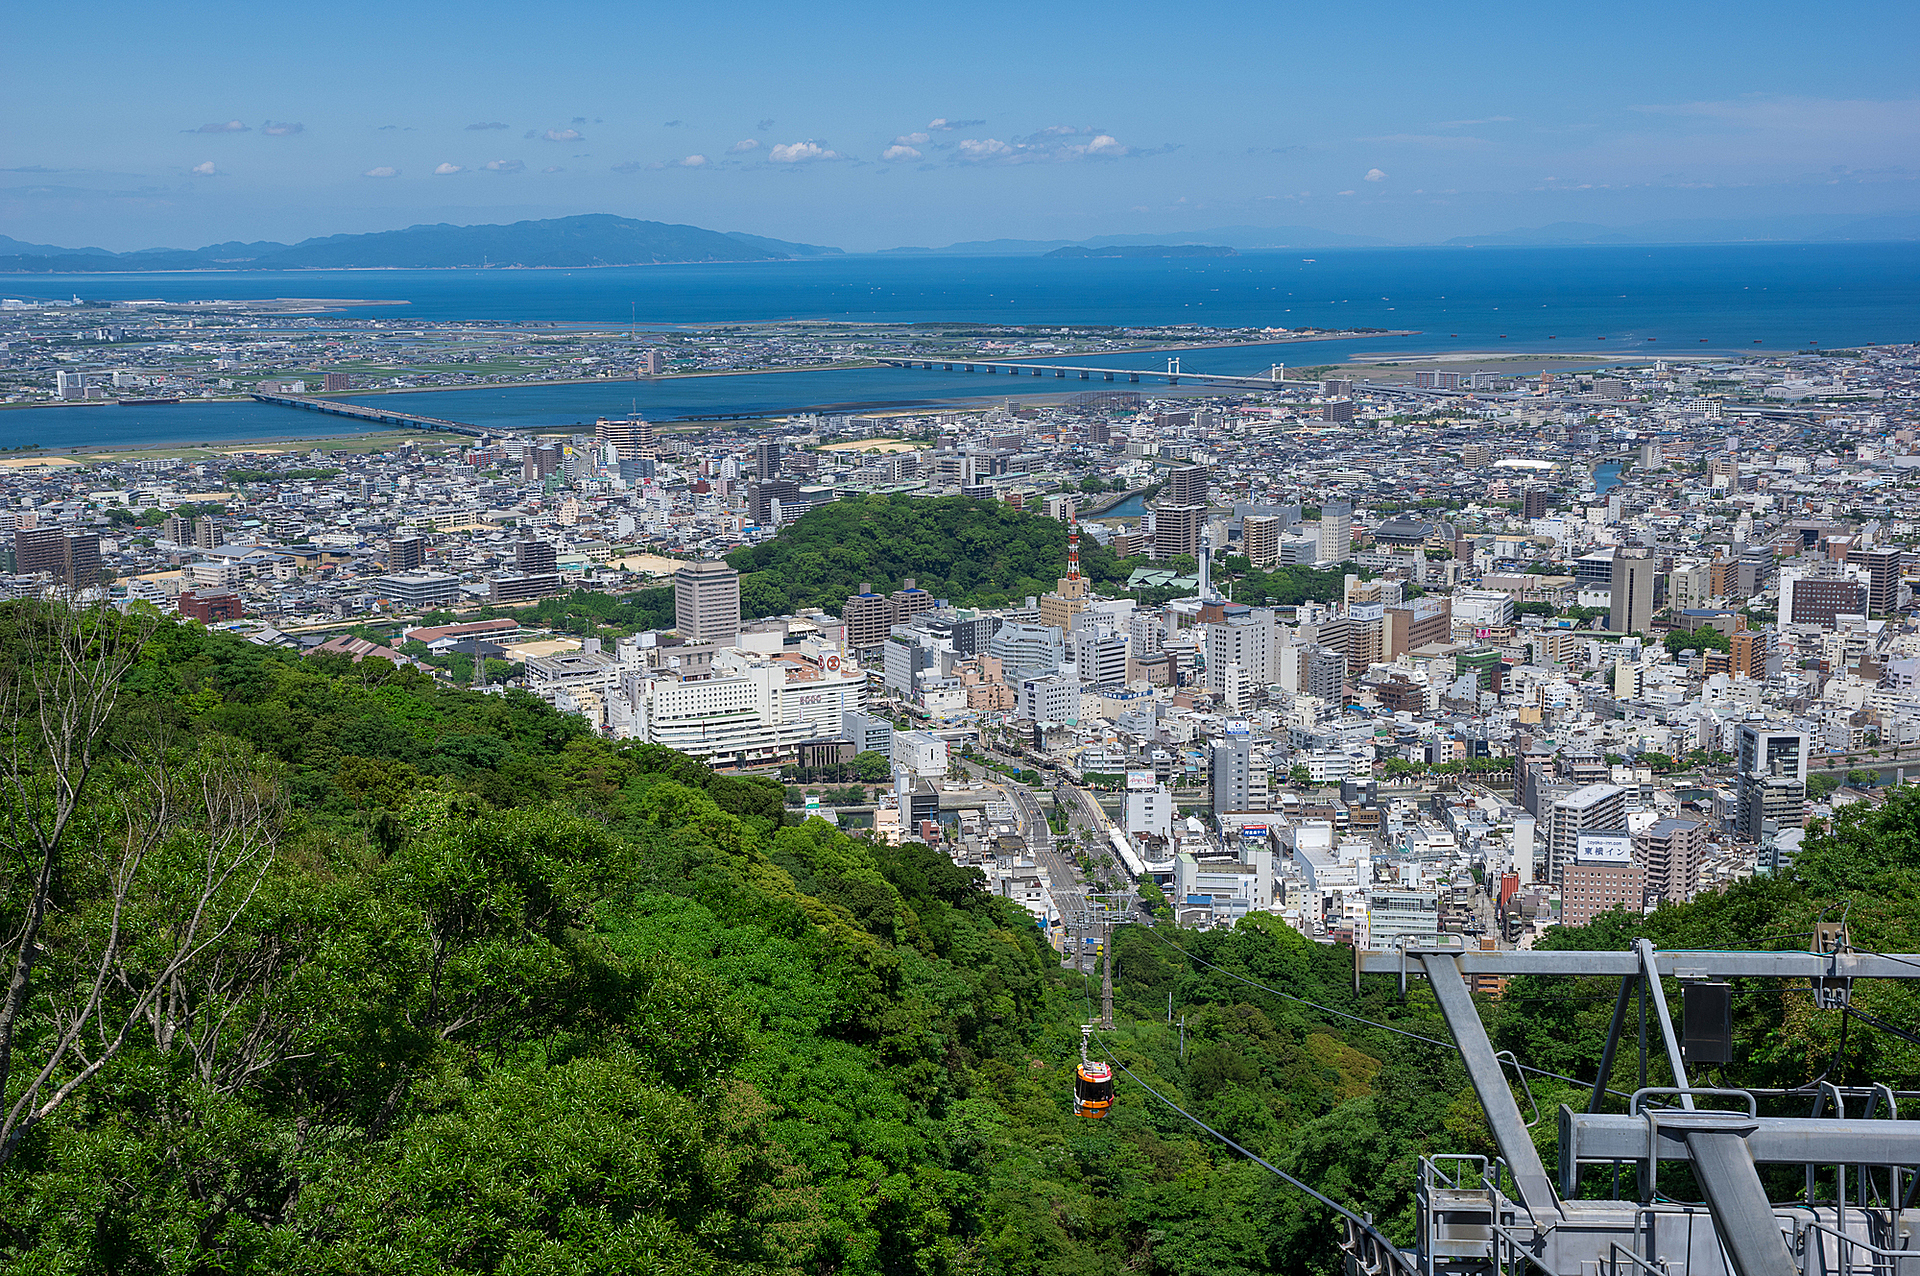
{"left": 962, "top": 756, "right": 1095, "bottom": 971}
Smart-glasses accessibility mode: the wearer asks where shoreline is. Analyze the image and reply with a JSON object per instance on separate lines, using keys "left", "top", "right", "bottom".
{"left": 0, "top": 327, "right": 1416, "bottom": 413}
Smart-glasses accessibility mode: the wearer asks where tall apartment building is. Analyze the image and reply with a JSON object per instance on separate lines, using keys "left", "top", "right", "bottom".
{"left": 1319, "top": 501, "right": 1353, "bottom": 565}
{"left": 674, "top": 560, "right": 741, "bottom": 645}
{"left": 14, "top": 527, "right": 100, "bottom": 589}
{"left": 1243, "top": 514, "right": 1281, "bottom": 568}
{"left": 323, "top": 372, "right": 352, "bottom": 392}
{"left": 1638, "top": 816, "right": 1708, "bottom": 904}
{"left": 515, "top": 538, "right": 558, "bottom": 575}
{"left": 1608, "top": 548, "right": 1657, "bottom": 635}
{"left": 890, "top": 578, "right": 933, "bottom": 626}
{"left": 595, "top": 416, "right": 656, "bottom": 460}
{"left": 523, "top": 442, "right": 563, "bottom": 480}
{"left": 1736, "top": 725, "right": 1807, "bottom": 840}
{"left": 1848, "top": 545, "right": 1902, "bottom": 618}
{"left": 753, "top": 439, "right": 783, "bottom": 481}
{"left": 748, "top": 479, "right": 800, "bottom": 526}
{"left": 1210, "top": 736, "right": 1269, "bottom": 817}
{"left": 1522, "top": 486, "right": 1551, "bottom": 520}
{"left": 1152, "top": 503, "right": 1206, "bottom": 560}
{"left": 1164, "top": 465, "right": 1209, "bottom": 506}
{"left": 390, "top": 536, "right": 425, "bottom": 573}
{"left": 843, "top": 584, "right": 896, "bottom": 654}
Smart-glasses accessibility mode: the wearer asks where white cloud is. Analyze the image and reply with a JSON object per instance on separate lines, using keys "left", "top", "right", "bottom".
{"left": 1072, "top": 134, "right": 1127, "bottom": 156}
{"left": 768, "top": 140, "right": 841, "bottom": 163}
{"left": 467, "top": 121, "right": 509, "bottom": 130}
{"left": 364, "top": 166, "right": 400, "bottom": 178}
{"left": 1434, "top": 115, "right": 1514, "bottom": 127}
{"left": 484, "top": 158, "right": 525, "bottom": 172}
{"left": 611, "top": 161, "right": 644, "bottom": 173}
{"left": 1338, "top": 189, "right": 1356, "bottom": 195}
{"left": 527, "top": 128, "right": 583, "bottom": 142}
{"left": 728, "top": 139, "right": 760, "bottom": 154}
{"left": 433, "top": 162, "right": 464, "bottom": 175}
{"left": 882, "top": 144, "right": 922, "bottom": 162}
{"left": 261, "top": 121, "right": 304, "bottom": 136}
{"left": 928, "top": 117, "right": 985, "bottom": 131}
{"left": 894, "top": 132, "right": 930, "bottom": 145}
{"left": 543, "top": 165, "right": 564, "bottom": 173}
{"left": 191, "top": 161, "right": 217, "bottom": 176}
{"left": 957, "top": 137, "right": 1014, "bottom": 160}
{"left": 195, "top": 120, "right": 249, "bottom": 133}
{"left": 1364, "top": 167, "right": 1387, "bottom": 181}
{"left": 678, "top": 154, "right": 708, "bottom": 167}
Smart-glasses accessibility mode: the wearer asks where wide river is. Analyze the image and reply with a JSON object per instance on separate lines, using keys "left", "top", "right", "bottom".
{"left": 4, "top": 242, "right": 1914, "bottom": 448}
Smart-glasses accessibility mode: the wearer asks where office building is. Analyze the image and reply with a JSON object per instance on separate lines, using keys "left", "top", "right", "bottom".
{"left": 1545, "top": 783, "right": 1626, "bottom": 884}
{"left": 1780, "top": 561, "right": 1871, "bottom": 629}
{"left": 488, "top": 572, "right": 563, "bottom": 604}
{"left": 890, "top": 578, "right": 933, "bottom": 626}
{"left": 1560, "top": 832, "right": 1646, "bottom": 926}
{"left": 1385, "top": 597, "right": 1451, "bottom": 660}
{"left": 1736, "top": 725, "right": 1807, "bottom": 840}
{"left": 841, "top": 708, "right": 894, "bottom": 757}
{"left": 377, "top": 571, "right": 462, "bottom": 611}
{"left": 177, "top": 590, "right": 243, "bottom": 623}
{"left": 674, "top": 560, "right": 741, "bottom": 645}
{"left": 1608, "top": 549, "right": 1656, "bottom": 635}
{"left": 1074, "top": 629, "right": 1130, "bottom": 689}
{"left": 1017, "top": 674, "right": 1081, "bottom": 724}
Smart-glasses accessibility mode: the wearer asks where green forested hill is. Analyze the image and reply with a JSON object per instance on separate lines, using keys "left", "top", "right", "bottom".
{"left": 2, "top": 603, "right": 1917, "bottom": 1273}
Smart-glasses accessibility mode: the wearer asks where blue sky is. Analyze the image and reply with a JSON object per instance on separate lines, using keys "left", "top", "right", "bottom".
{"left": 4, "top": 0, "right": 1916, "bottom": 251}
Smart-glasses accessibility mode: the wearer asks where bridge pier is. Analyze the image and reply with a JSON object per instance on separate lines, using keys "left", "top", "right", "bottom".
{"left": 1104, "top": 372, "right": 1114, "bottom": 381}
{"left": 942, "top": 363, "right": 952, "bottom": 371}
{"left": 1167, "top": 377, "right": 1179, "bottom": 385}
{"left": 1055, "top": 369, "right": 1065, "bottom": 378}
{"left": 1128, "top": 373, "right": 1139, "bottom": 382}
{"left": 1080, "top": 371, "right": 1090, "bottom": 379}
{"left": 986, "top": 365, "right": 996, "bottom": 373}
{"left": 1031, "top": 367, "right": 1042, "bottom": 376}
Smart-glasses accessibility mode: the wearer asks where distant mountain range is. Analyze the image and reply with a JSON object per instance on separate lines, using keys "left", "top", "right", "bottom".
{"left": 2, "top": 209, "right": 1914, "bottom": 273}
{"left": 0, "top": 215, "right": 842, "bottom": 272}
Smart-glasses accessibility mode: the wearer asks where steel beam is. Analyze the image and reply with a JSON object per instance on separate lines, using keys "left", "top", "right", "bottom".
{"left": 1687, "top": 1130, "right": 1798, "bottom": 1276}
{"left": 1637, "top": 938, "right": 1694, "bottom": 1111}
{"left": 1419, "top": 952, "right": 1561, "bottom": 1220}
{"left": 1357, "top": 948, "right": 1920, "bottom": 981}
{"left": 1561, "top": 1110, "right": 1920, "bottom": 1168}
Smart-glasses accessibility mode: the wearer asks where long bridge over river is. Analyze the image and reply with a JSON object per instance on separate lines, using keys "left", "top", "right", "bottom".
{"left": 249, "top": 393, "right": 501, "bottom": 439}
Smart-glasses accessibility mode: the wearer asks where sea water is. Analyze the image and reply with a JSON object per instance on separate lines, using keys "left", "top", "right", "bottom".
{"left": 3, "top": 243, "right": 1914, "bottom": 449}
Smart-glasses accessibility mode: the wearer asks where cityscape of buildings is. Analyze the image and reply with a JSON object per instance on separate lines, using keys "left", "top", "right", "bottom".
{"left": 6, "top": 335, "right": 1919, "bottom": 956}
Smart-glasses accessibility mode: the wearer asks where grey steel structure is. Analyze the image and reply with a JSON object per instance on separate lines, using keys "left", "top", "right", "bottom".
{"left": 1341, "top": 936, "right": 1920, "bottom": 1276}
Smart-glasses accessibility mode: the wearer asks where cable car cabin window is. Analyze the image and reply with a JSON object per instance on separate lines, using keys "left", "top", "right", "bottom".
{"left": 1074, "top": 1061, "right": 1114, "bottom": 1117}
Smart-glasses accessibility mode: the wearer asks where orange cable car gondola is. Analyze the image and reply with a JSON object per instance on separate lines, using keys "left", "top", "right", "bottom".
{"left": 1074, "top": 1058, "right": 1114, "bottom": 1118}
{"left": 1073, "top": 1026, "right": 1115, "bottom": 1117}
